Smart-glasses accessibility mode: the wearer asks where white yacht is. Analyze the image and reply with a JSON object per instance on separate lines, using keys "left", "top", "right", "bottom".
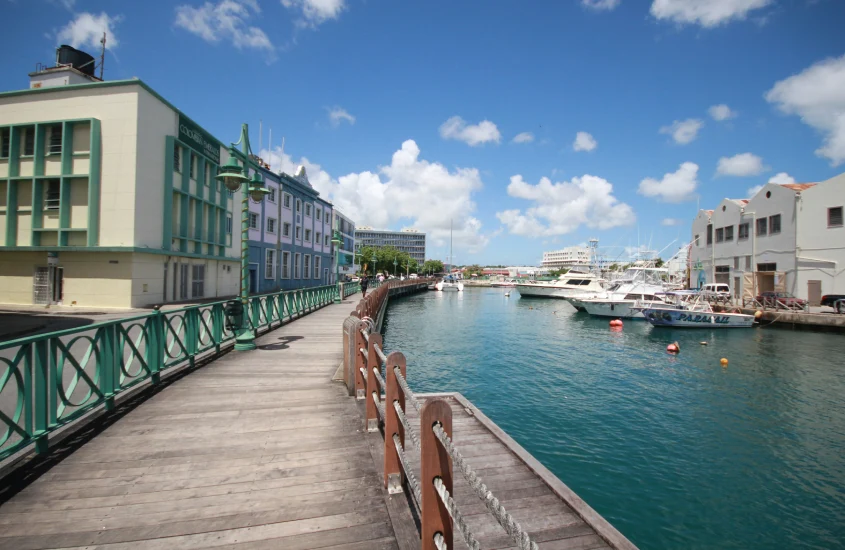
{"left": 572, "top": 267, "right": 670, "bottom": 319}
{"left": 436, "top": 276, "right": 464, "bottom": 292}
{"left": 514, "top": 267, "right": 607, "bottom": 299}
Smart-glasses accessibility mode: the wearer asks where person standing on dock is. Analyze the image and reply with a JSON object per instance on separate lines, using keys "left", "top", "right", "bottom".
{"left": 360, "top": 274, "right": 369, "bottom": 298}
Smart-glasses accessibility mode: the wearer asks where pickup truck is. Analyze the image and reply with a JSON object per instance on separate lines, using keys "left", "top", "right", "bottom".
{"left": 821, "top": 294, "right": 845, "bottom": 313}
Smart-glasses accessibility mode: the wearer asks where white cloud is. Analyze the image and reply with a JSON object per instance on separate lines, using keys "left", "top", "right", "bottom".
{"left": 582, "top": 0, "right": 621, "bottom": 10}
{"left": 282, "top": 0, "right": 345, "bottom": 27}
{"left": 259, "top": 140, "right": 490, "bottom": 253}
{"left": 495, "top": 174, "right": 635, "bottom": 236}
{"left": 661, "top": 218, "right": 683, "bottom": 226}
{"left": 768, "top": 172, "right": 795, "bottom": 184}
{"left": 716, "top": 153, "right": 767, "bottom": 176}
{"left": 747, "top": 172, "right": 797, "bottom": 198}
{"left": 765, "top": 54, "right": 845, "bottom": 166}
{"left": 650, "top": 0, "right": 773, "bottom": 28}
{"left": 638, "top": 162, "right": 699, "bottom": 203}
{"left": 327, "top": 106, "right": 355, "bottom": 127}
{"left": 175, "top": 0, "right": 273, "bottom": 52}
{"left": 709, "top": 104, "right": 737, "bottom": 121}
{"left": 659, "top": 118, "right": 704, "bottom": 145}
{"left": 512, "top": 132, "right": 535, "bottom": 144}
{"left": 56, "top": 12, "right": 121, "bottom": 50}
{"left": 439, "top": 116, "right": 501, "bottom": 147}
{"left": 573, "top": 131, "right": 597, "bottom": 152}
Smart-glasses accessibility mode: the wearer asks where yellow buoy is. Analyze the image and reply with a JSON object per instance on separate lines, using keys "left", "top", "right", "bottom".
{"left": 700, "top": 341, "right": 708, "bottom": 345}
{"left": 720, "top": 358, "right": 728, "bottom": 367}
{"left": 754, "top": 310, "right": 763, "bottom": 320}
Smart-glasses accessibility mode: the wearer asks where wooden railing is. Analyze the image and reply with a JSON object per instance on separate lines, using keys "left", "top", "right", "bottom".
{"left": 343, "top": 280, "right": 540, "bottom": 550}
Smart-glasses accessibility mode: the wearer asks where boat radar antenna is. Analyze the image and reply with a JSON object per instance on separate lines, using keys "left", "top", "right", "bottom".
{"left": 99, "top": 32, "right": 106, "bottom": 80}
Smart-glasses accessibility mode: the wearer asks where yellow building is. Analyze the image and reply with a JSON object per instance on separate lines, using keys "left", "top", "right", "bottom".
{"left": 0, "top": 58, "right": 240, "bottom": 308}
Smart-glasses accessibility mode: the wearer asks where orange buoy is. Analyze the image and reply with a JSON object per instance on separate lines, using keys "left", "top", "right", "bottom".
{"left": 720, "top": 358, "right": 728, "bottom": 367}
{"left": 666, "top": 341, "right": 680, "bottom": 354}
{"left": 609, "top": 319, "right": 623, "bottom": 327}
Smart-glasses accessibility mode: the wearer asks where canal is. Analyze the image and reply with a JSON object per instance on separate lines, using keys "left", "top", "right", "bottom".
{"left": 381, "top": 287, "right": 845, "bottom": 550}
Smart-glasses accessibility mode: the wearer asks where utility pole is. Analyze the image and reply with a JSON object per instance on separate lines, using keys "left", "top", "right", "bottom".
{"left": 99, "top": 33, "right": 106, "bottom": 80}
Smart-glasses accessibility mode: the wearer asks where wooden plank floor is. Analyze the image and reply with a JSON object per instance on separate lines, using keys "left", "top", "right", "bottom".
{"left": 402, "top": 396, "right": 625, "bottom": 550}
{"left": 0, "top": 295, "right": 402, "bottom": 550}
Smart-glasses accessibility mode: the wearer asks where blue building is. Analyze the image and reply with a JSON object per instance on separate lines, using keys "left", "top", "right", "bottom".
{"left": 333, "top": 209, "right": 357, "bottom": 279}
{"left": 246, "top": 164, "right": 335, "bottom": 293}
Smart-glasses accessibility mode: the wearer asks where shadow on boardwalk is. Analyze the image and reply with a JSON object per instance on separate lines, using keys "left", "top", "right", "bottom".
{"left": 0, "top": 295, "right": 403, "bottom": 550}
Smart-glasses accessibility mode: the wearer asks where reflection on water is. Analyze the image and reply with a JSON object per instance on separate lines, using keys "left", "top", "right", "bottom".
{"left": 382, "top": 288, "right": 845, "bottom": 550}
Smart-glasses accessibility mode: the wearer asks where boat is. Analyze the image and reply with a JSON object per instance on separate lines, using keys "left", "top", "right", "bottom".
{"left": 514, "top": 266, "right": 607, "bottom": 299}
{"left": 636, "top": 292, "right": 756, "bottom": 328}
{"left": 491, "top": 279, "right": 518, "bottom": 288}
{"left": 436, "top": 220, "right": 463, "bottom": 292}
{"left": 576, "top": 266, "right": 671, "bottom": 319}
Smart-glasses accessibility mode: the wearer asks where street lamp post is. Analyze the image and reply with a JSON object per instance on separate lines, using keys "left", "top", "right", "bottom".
{"left": 331, "top": 219, "right": 343, "bottom": 304}
{"left": 393, "top": 259, "right": 398, "bottom": 277}
{"left": 215, "top": 124, "right": 271, "bottom": 351}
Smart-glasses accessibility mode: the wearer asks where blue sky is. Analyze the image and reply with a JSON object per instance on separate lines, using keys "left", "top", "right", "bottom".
{"left": 3, "top": 0, "right": 845, "bottom": 265}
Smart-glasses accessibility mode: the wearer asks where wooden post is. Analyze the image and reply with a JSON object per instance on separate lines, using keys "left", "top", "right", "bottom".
{"left": 421, "top": 399, "right": 453, "bottom": 550}
{"left": 354, "top": 320, "right": 367, "bottom": 399}
{"left": 365, "top": 333, "right": 382, "bottom": 432}
{"left": 384, "top": 351, "right": 406, "bottom": 494}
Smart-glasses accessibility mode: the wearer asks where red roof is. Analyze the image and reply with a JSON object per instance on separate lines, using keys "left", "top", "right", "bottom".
{"left": 781, "top": 183, "right": 816, "bottom": 191}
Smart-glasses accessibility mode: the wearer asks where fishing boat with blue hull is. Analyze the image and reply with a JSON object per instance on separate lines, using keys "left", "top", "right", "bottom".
{"left": 642, "top": 307, "right": 755, "bottom": 328}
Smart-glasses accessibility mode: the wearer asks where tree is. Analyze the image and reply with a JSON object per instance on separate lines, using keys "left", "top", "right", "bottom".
{"left": 655, "top": 258, "right": 665, "bottom": 268}
{"left": 464, "top": 264, "right": 484, "bottom": 277}
{"left": 548, "top": 268, "right": 570, "bottom": 277}
{"left": 422, "top": 259, "right": 444, "bottom": 275}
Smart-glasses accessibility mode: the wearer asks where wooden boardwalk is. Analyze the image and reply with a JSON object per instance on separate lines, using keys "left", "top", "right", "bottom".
{"left": 0, "top": 295, "right": 402, "bottom": 550}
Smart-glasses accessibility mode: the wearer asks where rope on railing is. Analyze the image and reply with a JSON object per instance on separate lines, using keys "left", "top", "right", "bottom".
{"left": 359, "top": 347, "right": 369, "bottom": 361}
{"left": 434, "top": 476, "right": 480, "bottom": 550}
{"left": 372, "top": 391, "right": 384, "bottom": 420}
{"left": 393, "top": 366, "right": 421, "bottom": 413}
{"left": 393, "top": 433, "right": 422, "bottom": 506}
{"left": 374, "top": 343, "right": 387, "bottom": 364}
{"left": 373, "top": 367, "right": 386, "bottom": 390}
{"left": 432, "top": 422, "right": 539, "bottom": 550}
{"left": 359, "top": 367, "right": 366, "bottom": 383}
{"left": 433, "top": 533, "right": 449, "bottom": 550}
{"left": 393, "top": 400, "right": 420, "bottom": 450}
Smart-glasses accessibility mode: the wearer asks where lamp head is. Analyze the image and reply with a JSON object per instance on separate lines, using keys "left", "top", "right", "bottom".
{"left": 216, "top": 155, "right": 248, "bottom": 191}
{"left": 247, "top": 172, "right": 270, "bottom": 202}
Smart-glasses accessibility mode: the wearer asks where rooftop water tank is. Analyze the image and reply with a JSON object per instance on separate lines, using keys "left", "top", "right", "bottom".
{"left": 56, "top": 45, "right": 95, "bottom": 76}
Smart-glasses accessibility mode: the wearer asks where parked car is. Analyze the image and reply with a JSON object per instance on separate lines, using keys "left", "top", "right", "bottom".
{"left": 756, "top": 291, "right": 807, "bottom": 309}
{"left": 701, "top": 283, "right": 731, "bottom": 297}
{"left": 821, "top": 294, "right": 845, "bottom": 313}
{"left": 409, "top": 273, "right": 418, "bottom": 279}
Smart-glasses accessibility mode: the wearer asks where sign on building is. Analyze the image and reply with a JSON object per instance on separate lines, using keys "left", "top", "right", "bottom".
{"left": 179, "top": 114, "right": 221, "bottom": 164}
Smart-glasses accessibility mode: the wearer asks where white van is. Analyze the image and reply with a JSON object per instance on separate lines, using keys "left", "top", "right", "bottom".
{"left": 701, "top": 283, "right": 730, "bottom": 297}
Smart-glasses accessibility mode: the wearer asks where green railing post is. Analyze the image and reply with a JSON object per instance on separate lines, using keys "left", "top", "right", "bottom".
{"left": 185, "top": 308, "right": 199, "bottom": 367}
{"left": 99, "top": 325, "right": 118, "bottom": 412}
{"left": 212, "top": 304, "right": 224, "bottom": 353}
{"left": 32, "top": 340, "right": 49, "bottom": 454}
{"left": 146, "top": 308, "right": 164, "bottom": 385}
{"left": 250, "top": 298, "right": 260, "bottom": 332}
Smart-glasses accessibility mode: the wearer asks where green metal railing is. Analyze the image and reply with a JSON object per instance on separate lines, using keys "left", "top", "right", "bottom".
{"left": 0, "top": 284, "right": 338, "bottom": 462}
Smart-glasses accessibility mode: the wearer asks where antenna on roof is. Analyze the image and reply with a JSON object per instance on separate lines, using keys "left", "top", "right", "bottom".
{"left": 99, "top": 32, "right": 106, "bottom": 80}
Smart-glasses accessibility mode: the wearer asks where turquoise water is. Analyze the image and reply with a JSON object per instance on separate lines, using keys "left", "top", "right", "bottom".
{"left": 381, "top": 288, "right": 845, "bottom": 550}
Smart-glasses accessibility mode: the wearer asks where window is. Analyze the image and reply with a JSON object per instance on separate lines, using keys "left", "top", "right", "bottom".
{"left": 267, "top": 217, "right": 276, "bottom": 234}
{"left": 706, "top": 224, "right": 713, "bottom": 245}
{"left": 316, "top": 208, "right": 322, "bottom": 221}
{"left": 314, "top": 256, "right": 321, "bottom": 279}
{"left": 305, "top": 229, "right": 312, "bottom": 242}
{"left": 694, "top": 234, "right": 699, "bottom": 247}
{"left": 296, "top": 199, "right": 302, "bottom": 213}
{"left": 830, "top": 207, "right": 844, "bottom": 228}
{"left": 769, "top": 214, "right": 781, "bottom": 235}
{"left": 305, "top": 204, "right": 312, "bottom": 217}
{"left": 23, "top": 128, "right": 34, "bottom": 156}
{"left": 745, "top": 256, "right": 752, "bottom": 270}
{"left": 724, "top": 225, "right": 734, "bottom": 241}
{"left": 715, "top": 265, "right": 730, "bottom": 274}
{"left": 282, "top": 251, "right": 290, "bottom": 279}
{"left": 325, "top": 235, "right": 330, "bottom": 246}
{"left": 268, "top": 187, "right": 276, "bottom": 203}
{"left": 48, "top": 125, "right": 62, "bottom": 155}
{"left": 249, "top": 213, "right": 259, "bottom": 229}
{"left": 44, "top": 180, "right": 60, "bottom": 211}
{"left": 296, "top": 226, "right": 302, "bottom": 240}
{"left": 294, "top": 253, "right": 301, "bottom": 279}
{"left": 265, "top": 249, "right": 276, "bottom": 279}
{"left": 715, "top": 228, "right": 724, "bottom": 243}
{"left": 757, "top": 262, "right": 777, "bottom": 272}
{"left": 191, "top": 265, "right": 205, "bottom": 298}
{"left": 0, "top": 128, "right": 9, "bottom": 157}
{"left": 226, "top": 214, "right": 233, "bottom": 235}
{"left": 738, "top": 223, "right": 749, "bottom": 240}
{"left": 283, "top": 222, "right": 291, "bottom": 237}
{"left": 756, "top": 217, "right": 767, "bottom": 236}
{"left": 189, "top": 153, "right": 196, "bottom": 179}
{"left": 734, "top": 257, "right": 740, "bottom": 270}
{"left": 174, "top": 145, "right": 181, "bottom": 172}
{"left": 283, "top": 193, "right": 291, "bottom": 208}
{"left": 304, "top": 255, "right": 311, "bottom": 278}
{"left": 316, "top": 231, "right": 321, "bottom": 246}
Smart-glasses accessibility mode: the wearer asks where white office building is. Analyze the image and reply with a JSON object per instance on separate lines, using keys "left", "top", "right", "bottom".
{"left": 542, "top": 246, "right": 590, "bottom": 269}
{"left": 355, "top": 227, "right": 426, "bottom": 264}
{"left": 689, "top": 173, "right": 845, "bottom": 304}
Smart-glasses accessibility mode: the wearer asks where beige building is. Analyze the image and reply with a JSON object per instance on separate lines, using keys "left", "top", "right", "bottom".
{"left": 0, "top": 62, "right": 241, "bottom": 308}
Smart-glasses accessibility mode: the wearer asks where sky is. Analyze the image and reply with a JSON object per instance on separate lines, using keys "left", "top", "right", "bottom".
{"left": 2, "top": 0, "right": 845, "bottom": 265}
